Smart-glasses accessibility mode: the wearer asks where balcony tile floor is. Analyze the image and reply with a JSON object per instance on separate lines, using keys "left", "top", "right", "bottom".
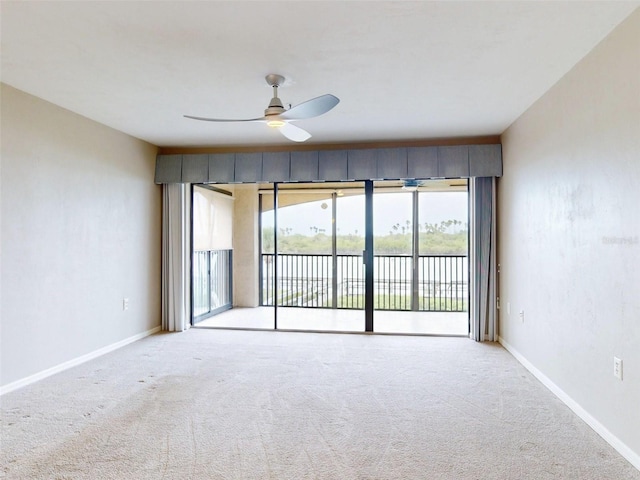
{"left": 195, "top": 307, "right": 468, "bottom": 336}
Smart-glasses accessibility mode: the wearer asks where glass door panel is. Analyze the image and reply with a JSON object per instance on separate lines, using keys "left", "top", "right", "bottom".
{"left": 372, "top": 182, "right": 414, "bottom": 314}
{"left": 276, "top": 188, "right": 333, "bottom": 311}
{"left": 192, "top": 184, "right": 274, "bottom": 330}
{"left": 418, "top": 188, "right": 468, "bottom": 312}
{"left": 374, "top": 179, "right": 469, "bottom": 334}
{"left": 266, "top": 182, "right": 366, "bottom": 332}
{"left": 415, "top": 185, "right": 469, "bottom": 334}
{"left": 191, "top": 185, "right": 234, "bottom": 325}
{"left": 336, "top": 189, "right": 365, "bottom": 310}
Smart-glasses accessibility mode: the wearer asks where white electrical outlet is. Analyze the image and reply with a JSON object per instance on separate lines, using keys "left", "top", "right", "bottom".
{"left": 123, "top": 298, "right": 129, "bottom": 311}
{"left": 519, "top": 309, "right": 525, "bottom": 323}
{"left": 613, "top": 357, "right": 623, "bottom": 380}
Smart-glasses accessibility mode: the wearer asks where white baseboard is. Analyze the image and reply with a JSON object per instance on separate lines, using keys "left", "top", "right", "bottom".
{"left": 0, "top": 326, "right": 162, "bottom": 396}
{"left": 498, "top": 336, "right": 640, "bottom": 471}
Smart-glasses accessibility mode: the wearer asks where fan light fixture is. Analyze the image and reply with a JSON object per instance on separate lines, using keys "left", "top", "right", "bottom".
{"left": 183, "top": 74, "right": 339, "bottom": 142}
{"left": 267, "top": 119, "right": 286, "bottom": 128}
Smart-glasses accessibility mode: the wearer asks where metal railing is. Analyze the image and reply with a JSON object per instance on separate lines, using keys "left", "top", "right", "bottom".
{"left": 193, "top": 249, "right": 232, "bottom": 321}
{"left": 261, "top": 253, "right": 467, "bottom": 312}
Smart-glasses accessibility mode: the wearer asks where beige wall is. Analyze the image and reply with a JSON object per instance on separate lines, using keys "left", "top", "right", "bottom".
{"left": 499, "top": 10, "right": 640, "bottom": 464}
{"left": 232, "top": 184, "right": 259, "bottom": 307}
{"left": 1, "top": 84, "right": 162, "bottom": 388}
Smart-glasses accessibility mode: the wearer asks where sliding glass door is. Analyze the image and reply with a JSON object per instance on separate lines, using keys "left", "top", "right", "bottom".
{"left": 372, "top": 184, "right": 414, "bottom": 313}
{"left": 193, "top": 179, "right": 468, "bottom": 335}
{"left": 191, "top": 185, "right": 234, "bottom": 324}
{"left": 261, "top": 182, "right": 366, "bottom": 332}
{"left": 374, "top": 180, "right": 469, "bottom": 334}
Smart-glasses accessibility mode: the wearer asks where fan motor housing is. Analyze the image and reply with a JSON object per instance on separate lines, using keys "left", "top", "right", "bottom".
{"left": 265, "top": 105, "right": 285, "bottom": 116}
{"left": 265, "top": 74, "right": 286, "bottom": 87}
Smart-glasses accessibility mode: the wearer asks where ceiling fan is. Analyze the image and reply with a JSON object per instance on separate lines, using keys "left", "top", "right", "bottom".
{"left": 184, "top": 74, "right": 340, "bottom": 142}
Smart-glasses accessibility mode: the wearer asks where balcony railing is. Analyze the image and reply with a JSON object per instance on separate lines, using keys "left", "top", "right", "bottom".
{"left": 193, "top": 249, "right": 232, "bottom": 321}
{"left": 261, "top": 253, "right": 467, "bottom": 312}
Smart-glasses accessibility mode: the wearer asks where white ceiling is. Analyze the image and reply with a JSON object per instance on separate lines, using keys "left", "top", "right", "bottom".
{"left": 2, "top": 1, "right": 637, "bottom": 148}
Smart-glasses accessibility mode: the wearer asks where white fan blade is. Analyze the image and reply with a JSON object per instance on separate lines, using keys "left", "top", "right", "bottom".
{"left": 279, "top": 123, "right": 311, "bottom": 142}
{"left": 280, "top": 94, "right": 339, "bottom": 120}
{"left": 184, "top": 115, "right": 265, "bottom": 122}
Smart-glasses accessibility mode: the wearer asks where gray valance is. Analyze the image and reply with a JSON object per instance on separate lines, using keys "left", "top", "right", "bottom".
{"left": 155, "top": 144, "right": 502, "bottom": 184}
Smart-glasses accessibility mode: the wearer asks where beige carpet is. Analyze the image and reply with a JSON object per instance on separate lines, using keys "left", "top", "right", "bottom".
{"left": 1, "top": 329, "right": 638, "bottom": 479}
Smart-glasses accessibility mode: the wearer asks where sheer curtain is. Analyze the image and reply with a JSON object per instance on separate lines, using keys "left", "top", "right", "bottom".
{"left": 469, "top": 177, "right": 497, "bottom": 341}
{"left": 162, "top": 183, "right": 191, "bottom": 332}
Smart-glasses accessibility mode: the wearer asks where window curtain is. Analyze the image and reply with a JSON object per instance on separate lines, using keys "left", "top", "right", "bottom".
{"left": 469, "top": 177, "right": 497, "bottom": 341}
{"left": 162, "top": 183, "right": 191, "bottom": 332}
